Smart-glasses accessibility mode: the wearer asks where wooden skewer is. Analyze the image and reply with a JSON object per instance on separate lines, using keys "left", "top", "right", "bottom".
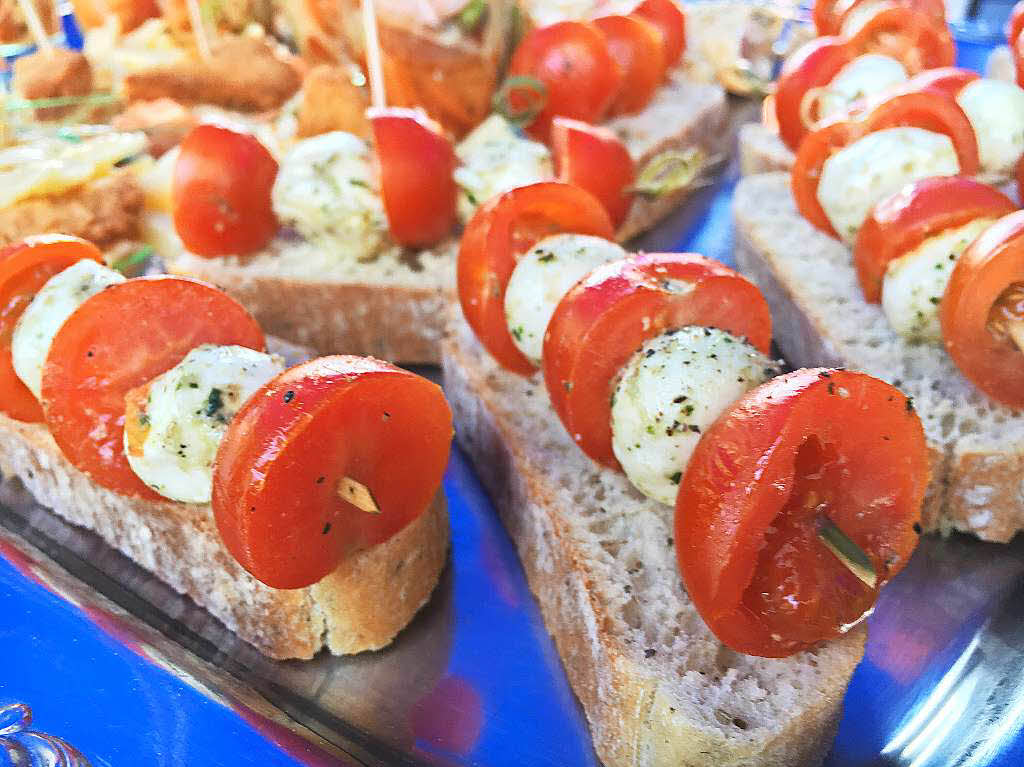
{"left": 185, "top": 0, "right": 213, "bottom": 63}
{"left": 361, "top": 0, "right": 387, "bottom": 110}
{"left": 338, "top": 476, "right": 381, "bottom": 514}
{"left": 16, "top": 0, "right": 53, "bottom": 56}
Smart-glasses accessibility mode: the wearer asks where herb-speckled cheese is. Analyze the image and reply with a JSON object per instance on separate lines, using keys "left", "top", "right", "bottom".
{"left": 271, "top": 131, "right": 388, "bottom": 261}
{"left": 817, "top": 127, "right": 959, "bottom": 243}
{"left": 124, "top": 344, "right": 284, "bottom": 503}
{"left": 611, "top": 327, "right": 779, "bottom": 506}
{"left": 881, "top": 218, "right": 995, "bottom": 342}
{"left": 504, "top": 234, "right": 627, "bottom": 364}
{"left": 12, "top": 259, "right": 126, "bottom": 399}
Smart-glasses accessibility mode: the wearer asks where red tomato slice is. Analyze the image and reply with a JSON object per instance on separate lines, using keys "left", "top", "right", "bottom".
{"left": 1016, "top": 34, "right": 1024, "bottom": 88}
{"left": 901, "top": 66, "right": 978, "bottom": 99}
{"left": 593, "top": 15, "right": 666, "bottom": 116}
{"left": 774, "top": 36, "right": 857, "bottom": 152}
{"left": 551, "top": 117, "right": 635, "bottom": 229}
{"left": 846, "top": 6, "right": 954, "bottom": 73}
{"left": 0, "top": 236, "right": 103, "bottom": 423}
{"left": 41, "top": 276, "right": 265, "bottom": 499}
{"left": 369, "top": 107, "right": 458, "bottom": 248}
{"left": 213, "top": 356, "right": 452, "bottom": 589}
{"left": 172, "top": 124, "right": 279, "bottom": 257}
{"left": 855, "top": 177, "right": 1015, "bottom": 303}
{"left": 457, "top": 182, "right": 615, "bottom": 376}
{"left": 792, "top": 91, "right": 980, "bottom": 238}
{"left": 1009, "top": 0, "right": 1024, "bottom": 47}
{"left": 507, "top": 21, "right": 621, "bottom": 142}
{"left": 543, "top": 252, "right": 772, "bottom": 468}
{"left": 677, "top": 368, "right": 928, "bottom": 657}
{"left": 814, "top": 0, "right": 945, "bottom": 36}
{"left": 633, "top": 0, "right": 686, "bottom": 67}
{"left": 941, "top": 211, "right": 1024, "bottom": 408}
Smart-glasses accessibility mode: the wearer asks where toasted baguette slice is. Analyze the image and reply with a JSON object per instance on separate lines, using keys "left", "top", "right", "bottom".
{"left": 988, "top": 45, "right": 1015, "bottom": 83}
{"left": 441, "top": 312, "right": 865, "bottom": 767}
{"left": 734, "top": 172, "right": 1024, "bottom": 543}
{"left": 738, "top": 121, "right": 795, "bottom": 176}
{"left": 164, "top": 77, "right": 728, "bottom": 364}
{"left": 0, "top": 414, "right": 448, "bottom": 660}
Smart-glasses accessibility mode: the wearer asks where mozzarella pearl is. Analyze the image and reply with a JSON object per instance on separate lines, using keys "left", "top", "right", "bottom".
{"left": 956, "top": 79, "right": 1024, "bottom": 178}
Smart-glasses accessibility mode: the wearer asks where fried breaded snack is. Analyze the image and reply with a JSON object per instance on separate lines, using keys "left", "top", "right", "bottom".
{"left": 296, "top": 63, "right": 371, "bottom": 139}
{"left": 12, "top": 49, "right": 94, "bottom": 121}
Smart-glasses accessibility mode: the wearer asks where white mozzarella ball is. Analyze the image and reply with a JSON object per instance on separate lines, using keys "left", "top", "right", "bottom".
{"left": 956, "top": 79, "right": 1024, "bottom": 178}
{"left": 817, "top": 54, "right": 908, "bottom": 119}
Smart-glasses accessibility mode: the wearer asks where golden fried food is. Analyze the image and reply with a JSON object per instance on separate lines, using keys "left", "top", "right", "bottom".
{"left": 11, "top": 48, "right": 94, "bottom": 121}
{"left": 0, "top": 0, "right": 57, "bottom": 43}
{"left": 295, "top": 64, "right": 370, "bottom": 139}
{"left": 71, "top": 0, "right": 160, "bottom": 33}
{"left": 0, "top": 169, "right": 144, "bottom": 248}
{"left": 111, "top": 97, "right": 196, "bottom": 156}
{"left": 123, "top": 34, "right": 301, "bottom": 112}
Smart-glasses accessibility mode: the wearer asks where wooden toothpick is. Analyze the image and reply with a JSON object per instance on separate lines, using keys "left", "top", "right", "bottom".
{"left": 361, "top": 0, "right": 387, "bottom": 109}
{"left": 185, "top": 0, "right": 213, "bottom": 63}
{"left": 16, "top": 0, "right": 53, "bottom": 56}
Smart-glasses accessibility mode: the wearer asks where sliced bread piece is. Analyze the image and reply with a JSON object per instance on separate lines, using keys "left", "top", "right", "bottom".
{"left": 441, "top": 312, "right": 866, "bottom": 767}
{"left": 738, "top": 121, "right": 795, "bottom": 176}
{"left": 734, "top": 172, "right": 1024, "bottom": 543}
{"left": 988, "top": 45, "right": 1015, "bottom": 83}
{"left": 0, "top": 411, "right": 449, "bottom": 660}
{"left": 164, "top": 79, "right": 728, "bottom": 364}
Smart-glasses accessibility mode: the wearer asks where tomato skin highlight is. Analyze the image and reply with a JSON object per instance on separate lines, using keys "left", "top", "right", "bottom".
{"left": 507, "top": 21, "right": 621, "bottom": 142}
{"left": 369, "top": 107, "right": 458, "bottom": 247}
{"left": 791, "top": 91, "right": 980, "bottom": 238}
{"left": 457, "top": 182, "right": 615, "bottom": 376}
{"left": 0, "top": 236, "right": 104, "bottom": 423}
{"left": 551, "top": 117, "right": 635, "bottom": 229}
{"left": 543, "top": 252, "right": 772, "bottom": 468}
{"left": 676, "top": 368, "right": 928, "bottom": 657}
{"left": 774, "top": 36, "right": 856, "bottom": 152}
{"left": 593, "top": 15, "right": 666, "bottom": 116}
{"left": 941, "top": 211, "right": 1024, "bottom": 409}
{"left": 902, "top": 66, "right": 978, "bottom": 99}
{"left": 40, "top": 276, "right": 265, "bottom": 499}
{"left": 855, "top": 177, "right": 1015, "bottom": 303}
{"left": 213, "top": 355, "right": 452, "bottom": 590}
{"left": 633, "top": 0, "right": 686, "bottom": 67}
{"left": 173, "top": 124, "right": 279, "bottom": 257}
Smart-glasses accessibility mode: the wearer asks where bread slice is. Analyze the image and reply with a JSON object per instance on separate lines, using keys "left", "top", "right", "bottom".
{"left": 0, "top": 409, "right": 449, "bottom": 660}
{"left": 441, "top": 312, "right": 866, "bottom": 767}
{"left": 163, "top": 78, "right": 728, "bottom": 364}
{"left": 734, "top": 172, "right": 1024, "bottom": 543}
{"left": 738, "top": 121, "right": 795, "bottom": 176}
{"left": 987, "top": 45, "right": 1014, "bottom": 83}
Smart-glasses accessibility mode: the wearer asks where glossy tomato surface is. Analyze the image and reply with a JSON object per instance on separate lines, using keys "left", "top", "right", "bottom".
{"left": 941, "top": 211, "right": 1024, "bottom": 408}
{"left": 593, "top": 15, "right": 666, "bottom": 116}
{"left": 40, "top": 277, "right": 265, "bottom": 499}
{"left": 1010, "top": 0, "right": 1024, "bottom": 47}
{"left": 213, "top": 356, "right": 452, "bottom": 589}
{"left": 855, "top": 177, "right": 1015, "bottom": 303}
{"left": 543, "top": 252, "right": 772, "bottom": 468}
{"left": 774, "top": 36, "right": 856, "bottom": 151}
{"left": 813, "top": 0, "right": 945, "bottom": 36}
{"left": 846, "top": 6, "right": 954, "bottom": 73}
{"left": 0, "top": 236, "right": 103, "bottom": 423}
{"left": 507, "top": 21, "right": 621, "bottom": 141}
{"left": 369, "top": 107, "right": 458, "bottom": 247}
{"left": 792, "top": 91, "right": 979, "bottom": 238}
{"left": 902, "top": 66, "right": 978, "bottom": 99}
{"left": 551, "top": 117, "right": 635, "bottom": 229}
{"left": 677, "top": 368, "right": 928, "bottom": 657}
{"left": 172, "top": 125, "right": 279, "bottom": 257}
{"left": 457, "top": 182, "right": 615, "bottom": 376}
{"left": 633, "top": 0, "right": 686, "bottom": 66}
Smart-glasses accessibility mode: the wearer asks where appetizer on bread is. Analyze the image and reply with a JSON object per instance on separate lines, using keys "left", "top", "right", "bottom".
{"left": 0, "top": 233, "right": 451, "bottom": 658}
{"left": 162, "top": 5, "right": 730, "bottom": 364}
{"left": 443, "top": 178, "right": 929, "bottom": 764}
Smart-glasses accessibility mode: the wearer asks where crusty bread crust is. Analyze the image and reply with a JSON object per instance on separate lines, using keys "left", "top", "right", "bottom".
{"left": 734, "top": 173, "right": 1024, "bottom": 543}
{"left": 441, "top": 314, "right": 865, "bottom": 767}
{"left": 0, "top": 413, "right": 449, "bottom": 659}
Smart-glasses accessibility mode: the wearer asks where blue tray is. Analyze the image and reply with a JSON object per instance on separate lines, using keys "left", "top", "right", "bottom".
{"left": 2, "top": 22, "right": 1023, "bottom": 767}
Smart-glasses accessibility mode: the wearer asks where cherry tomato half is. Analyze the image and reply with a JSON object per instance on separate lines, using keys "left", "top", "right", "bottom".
{"left": 941, "top": 211, "right": 1024, "bottom": 408}
{"left": 213, "top": 355, "right": 452, "bottom": 589}
{"left": 41, "top": 276, "right": 265, "bottom": 499}
{"left": 594, "top": 15, "right": 666, "bottom": 116}
{"left": 901, "top": 66, "right": 978, "bottom": 99}
{"left": 1009, "top": 1, "right": 1024, "bottom": 48}
{"left": 457, "top": 182, "right": 615, "bottom": 376}
{"left": 855, "top": 177, "right": 1015, "bottom": 303}
{"left": 172, "top": 124, "right": 279, "bottom": 257}
{"left": 774, "top": 36, "right": 857, "bottom": 152}
{"left": 846, "top": 6, "right": 954, "bottom": 73}
{"left": 72, "top": 0, "right": 159, "bottom": 31}
{"left": 813, "top": 0, "right": 945, "bottom": 36}
{"left": 677, "top": 368, "right": 928, "bottom": 657}
{"left": 633, "top": 0, "right": 686, "bottom": 67}
{"left": 543, "top": 252, "right": 772, "bottom": 468}
{"left": 507, "top": 21, "right": 621, "bottom": 142}
{"left": 551, "top": 117, "right": 635, "bottom": 230}
{"left": 369, "top": 107, "right": 458, "bottom": 248}
{"left": 1016, "top": 33, "right": 1024, "bottom": 88}
{"left": 792, "top": 91, "right": 979, "bottom": 238}
{"left": 0, "top": 236, "right": 103, "bottom": 423}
